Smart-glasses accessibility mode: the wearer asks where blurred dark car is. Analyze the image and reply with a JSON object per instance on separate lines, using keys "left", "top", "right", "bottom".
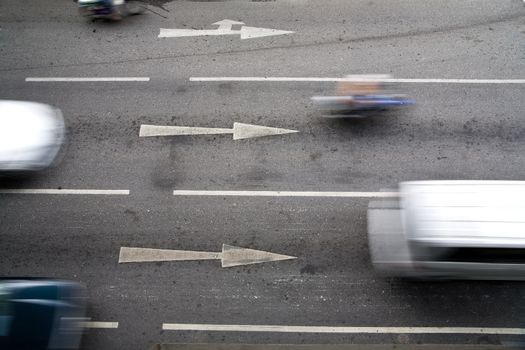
{"left": 0, "top": 278, "right": 86, "bottom": 350}
{"left": 0, "top": 100, "right": 65, "bottom": 172}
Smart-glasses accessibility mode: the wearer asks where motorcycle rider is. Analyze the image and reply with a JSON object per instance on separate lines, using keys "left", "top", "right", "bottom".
{"left": 310, "top": 74, "right": 414, "bottom": 113}
{"left": 336, "top": 75, "right": 385, "bottom": 108}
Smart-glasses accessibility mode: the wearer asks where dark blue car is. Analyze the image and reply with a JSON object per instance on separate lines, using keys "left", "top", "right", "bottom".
{"left": 0, "top": 279, "right": 86, "bottom": 350}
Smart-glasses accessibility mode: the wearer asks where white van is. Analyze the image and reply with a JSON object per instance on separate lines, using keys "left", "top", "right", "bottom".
{"left": 368, "top": 181, "right": 525, "bottom": 280}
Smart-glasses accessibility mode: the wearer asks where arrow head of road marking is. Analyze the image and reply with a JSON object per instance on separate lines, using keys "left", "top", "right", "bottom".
{"left": 212, "top": 19, "right": 245, "bottom": 26}
{"left": 232, "top": 122, "right": 298, "bottom": 140}
{"left": 220, "top": 244, "right": 296, "bottom": 268}
{"left": 240, "top": 26, "right": 294, "bottom": 39}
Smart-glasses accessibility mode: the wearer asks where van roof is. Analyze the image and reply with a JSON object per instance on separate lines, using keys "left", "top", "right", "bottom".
{"left": 400, "top": 181, "right": 525, "bottom": 248}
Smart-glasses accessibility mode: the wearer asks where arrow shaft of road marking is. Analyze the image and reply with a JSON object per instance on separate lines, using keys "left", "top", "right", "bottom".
{"left": 140, "top": 125, "right": 232, "bottom": 137}
{"left": 161, "top": 323, "right": 525, "bottom": 335}
{"left": 159, "top": 29, "right": 238, "bottom": 38}
{"left": 189, "top": 77, "right": 525, "bottom": 84}
{"left": 119, "top": 247, "right": 220, "bottom": 263}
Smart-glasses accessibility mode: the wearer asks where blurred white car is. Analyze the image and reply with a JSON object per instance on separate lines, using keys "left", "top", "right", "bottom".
{"left": 0, "top": 100, "right": 65, "bottom": 171}
{"left": 368, "top": 181, "right": 525, "bottom": 280}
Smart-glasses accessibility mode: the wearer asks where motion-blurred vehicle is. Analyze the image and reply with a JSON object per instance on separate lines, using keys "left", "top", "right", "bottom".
{"left": 0, "top": 278, "right": 87, "bottom": 350}
{"left": 0, "top": 100, "right": 65, "bottom": 172}
{"left": 368, "top": 181, "right": 525, "bottom": 280}
{"left": 76, "top": 0, "right": 143, "bottom": 21}
{"left": 311, "top": 74, "right": 414, "bottom": 115}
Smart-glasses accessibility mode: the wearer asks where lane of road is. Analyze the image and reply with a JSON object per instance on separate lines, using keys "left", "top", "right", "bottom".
{"left": 2, "top": 0, "right": 523, "bottom": 81}
{"left": 0, "top": 81, "right": 523, "bottom": 193}
{"left": 1, "top": 0, "right": 523, "bottom": 76}
{"left": 2, "top": 194, "right": 525, "bottom": 349}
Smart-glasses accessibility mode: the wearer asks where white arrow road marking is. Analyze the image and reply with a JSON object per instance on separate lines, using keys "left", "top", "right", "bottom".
{"left": 26, "top": 77, "right": 149, "bottom": 82}
{"left": 213, "top": 19, "right": 245, "bottom": 31}
{"left": 232, "top": 122, "right": 298, "bottom": 140}
{"left": 159, "top": 19, "right": 294, "bottom": 40}
{"left": 161, "top": 323, "right": 525, "bottom": 335}
{"left": 118, "top": 244, "right": 296, "bottom": 268}
{"left": 173, "top": 190, "right": 399, "bottom": 198}
{"left": 221, "top": 244, "right": 296, "bottom": 268}
{"left": 159, "top": 29, "right": 239, "bottom": 38}
{"left": 139, "top": 125, "right": 232, "bottom": 137}
{"left": 240, "top": 26, "right": 295, "bottom": 40}
{"left": 0, "top": 189, "right": 129, "bottom": 195}
{"left": 190, "top": 77, "right": 525, "bottom": 84}
{"left": 139, "top": 123, "right": 298, "bottom": 140}
{"left": 81, "top": 321, "right": 119, "bottom": 329}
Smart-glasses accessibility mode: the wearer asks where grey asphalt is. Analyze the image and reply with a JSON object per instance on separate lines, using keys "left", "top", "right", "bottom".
{"left": 0, "top": 0, "right": 524, "bottom": 349}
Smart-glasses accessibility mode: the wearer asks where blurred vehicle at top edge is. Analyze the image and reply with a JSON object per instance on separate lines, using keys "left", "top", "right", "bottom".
{"left": 0, "top": 278, "right": 87, "bottom": 350}
{"left": 75, "top": 0, "right": 144, "bottom": 21}
{"left": 0, "top": 100, "right": 65, "bottom": 173}
{"left": 311, "top": 74, "right": 414, "bottom": 116}
{"left": 368, "top": 180, "right": 525, "bottom": 280}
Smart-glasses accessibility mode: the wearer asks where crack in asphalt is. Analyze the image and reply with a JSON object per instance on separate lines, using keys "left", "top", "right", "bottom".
{"left": 1, "top": 12, "right": 523, "bottom": 73}
{"left": 137, "top": 0, "right": 171, "bottom": 10}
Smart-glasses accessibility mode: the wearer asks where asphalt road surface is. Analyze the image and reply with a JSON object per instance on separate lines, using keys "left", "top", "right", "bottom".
{"left": 1, "top": 0, "right": 525, "bottom": 349}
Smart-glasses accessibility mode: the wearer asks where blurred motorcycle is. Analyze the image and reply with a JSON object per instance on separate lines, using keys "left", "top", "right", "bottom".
{"left": 311, "top": 75, "right": 414, "bottom": 115}
{"left": 76, "top": 0, "right": 143, "bottom": 21}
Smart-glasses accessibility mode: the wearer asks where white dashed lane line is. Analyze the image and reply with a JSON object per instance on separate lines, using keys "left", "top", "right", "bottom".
{"left": 190, "top": 77, "right": 525, "bottom": 84}
{"left": 162, "top": 323, "right": 525, "bottom": 335}
{"left": 0, "top": 189, "right": 130, "bottom": 195}
{"left": 173, "top": 190, "right": 398, "bottom": 198}
{"left": 25, "top": 77, "right": 149, "bottom": 82}
{"left": 24, "top": 76, "right": 525, "bottom": 84}
{"left": 81, "top": 321, "right": 119, "bottom": 329}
